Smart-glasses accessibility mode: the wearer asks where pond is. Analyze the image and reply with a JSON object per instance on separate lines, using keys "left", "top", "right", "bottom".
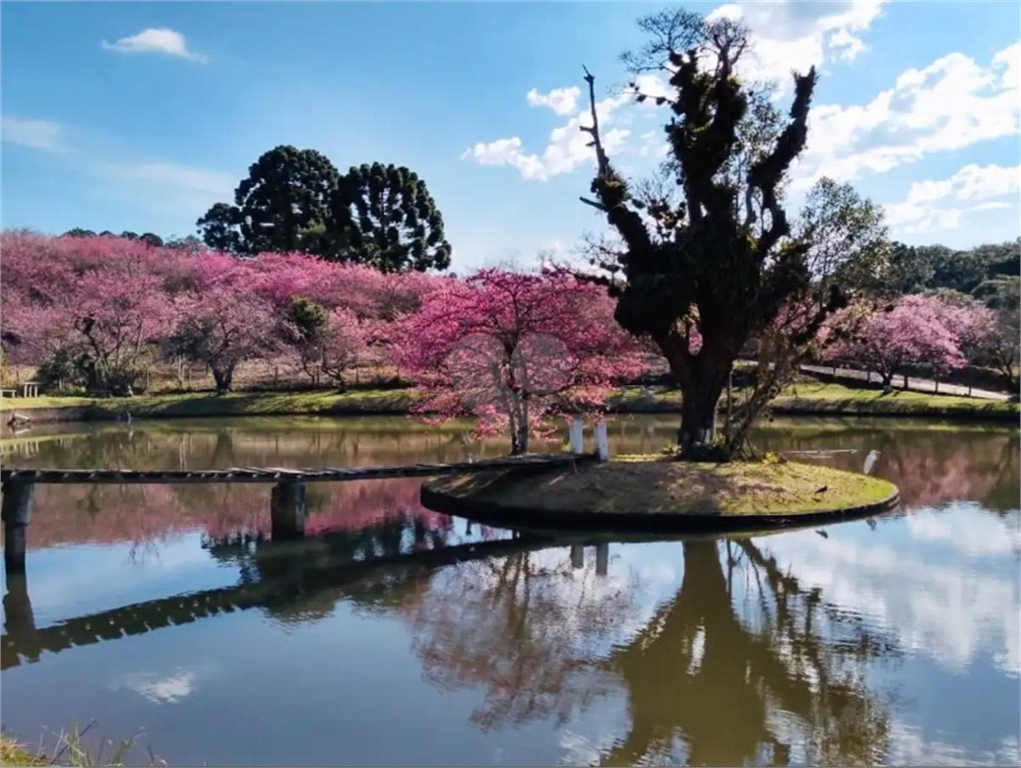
{"left": 1, "top": 415, "right": 1018, "bottom": 766}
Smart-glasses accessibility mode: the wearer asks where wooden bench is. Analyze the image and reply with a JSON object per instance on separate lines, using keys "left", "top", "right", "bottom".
{"left": 0, "top": 389, "right": 16, "bottom": 398}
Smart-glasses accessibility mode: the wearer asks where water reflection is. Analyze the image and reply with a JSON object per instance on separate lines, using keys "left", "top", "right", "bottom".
{"left": 1, "top": 416, "right": 1018, "bottom": 766}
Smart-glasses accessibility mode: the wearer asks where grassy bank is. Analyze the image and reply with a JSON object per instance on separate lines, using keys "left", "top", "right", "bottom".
{"left": 610, "top": 382, "right": 1019, "bottom": 422}
{"left": 2, "top": 381, "right": 1017, "bottom": 425}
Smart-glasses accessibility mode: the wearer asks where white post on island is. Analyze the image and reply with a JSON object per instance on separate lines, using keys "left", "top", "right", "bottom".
{"left": 595, "top": 420, "right": 609, "bottom": 461}
{"left": 569, "top": 418, "right": 585, "bottom": 454}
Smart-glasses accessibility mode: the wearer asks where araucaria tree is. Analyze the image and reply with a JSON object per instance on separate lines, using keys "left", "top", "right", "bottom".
{"left": 579, "top": 9, "right": 888, "bottom": 457}
{"left": 397, "top": 269, "right": 643, "bottom": 455}
{"left": 197, "top": 149, "right": 452, "bottom": 271}
{"left": 197, "top": 146, "right": 340, "bottom": 257}
{"left": 328, "top": 162, "right": 452, "bottom": 272}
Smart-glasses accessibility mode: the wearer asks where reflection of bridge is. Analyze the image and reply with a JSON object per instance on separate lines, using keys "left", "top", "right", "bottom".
{"left": 1, "top": 517, "right": 610, "bottom": 672}
{"left": 1, "top": 451, "right": 601, "bottom": 576}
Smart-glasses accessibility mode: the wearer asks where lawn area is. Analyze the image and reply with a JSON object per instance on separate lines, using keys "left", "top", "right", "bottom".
{"left": 1, "top": 380, "right": 1016, "bottom": 424}
{"left": 422, "top": 454, "right": 899, "bottom": 534}
{"left": 608, "top": 381, "right": 1018, "bottom": 421}
{"left": 0, "top": 387, "right": 420, "bottom": 418}
{"left": 772, "top": 381, "right": 1019, "bottom": 419}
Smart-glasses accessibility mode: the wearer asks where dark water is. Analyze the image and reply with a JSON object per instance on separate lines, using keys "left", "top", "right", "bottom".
{"left": 1, "top": 416, "right": 1018, "bottom": 767}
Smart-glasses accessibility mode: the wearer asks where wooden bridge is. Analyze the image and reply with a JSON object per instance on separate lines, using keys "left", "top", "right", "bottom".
{"left": 0, "top": 453, "right": 593, "bottom": 485}
{"left": 0, "top": 441, "right": 606, "bottom": 578}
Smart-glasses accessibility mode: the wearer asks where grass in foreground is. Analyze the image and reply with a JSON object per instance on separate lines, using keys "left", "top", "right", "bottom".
{"left": 2, "top": 737, "right": 48, "bottom": 767}
{"left": 429, "top": 454, "right": 898, "bottom": 517}
{"left": 0, "top": 722, "right": 164, "bottom": 767}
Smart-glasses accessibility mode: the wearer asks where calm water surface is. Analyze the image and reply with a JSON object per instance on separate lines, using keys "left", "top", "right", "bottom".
{"left": 1, "top": 416, "right": 1018, "bottom": 766}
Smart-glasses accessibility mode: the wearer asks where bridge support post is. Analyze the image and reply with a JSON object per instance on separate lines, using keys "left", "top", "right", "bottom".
{"left": 570, "top": 544, "right": 584, "bottom": 569}
{"left": 2, "top": 481, "right": 34, "bottom": 577}
{"left": 595, "top": 542, "right": 609, "bottom": 576}
{"left": 270, "top": 482, "right": 307, "bottom": 542}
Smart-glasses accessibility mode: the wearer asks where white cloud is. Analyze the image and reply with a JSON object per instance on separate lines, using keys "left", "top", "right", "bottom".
{"left": 757, "top": 508, "right": 1021, "bottom": 677}
{"left": 2, "top": 116, "right": 64, "bottom": 152}
{"left": 793, "top": 41, "right": 1020, "bottom": 190}
{"left": 97, "top": 160, "right": 236, "bottom": 201}
{"left": 463, "top": 93, "right": 631, "bottom": 181}
{"left": 467, "top": 1, "right": 888, "bottom": 181}
{"left": 885, "top": 164, "right": 1020, "bottom": 233}
{"left": 707, "top": 0, "right": 886, "bottom": 87}
{"left": 102, "top": 28, "right": 207, "bottom": 63}
{"left": 2, "top": 114, "right": 233, "bottom": 214}
{"left": 527, "top": 87, "right": 581, "bottom": 116}
{"left": 112, "top": 669, "right": 197, "bottom": 703}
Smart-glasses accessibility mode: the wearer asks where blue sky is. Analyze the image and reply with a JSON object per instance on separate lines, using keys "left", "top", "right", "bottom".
{"left": 2, "top": 1, "right": 1018, "bottom": 271}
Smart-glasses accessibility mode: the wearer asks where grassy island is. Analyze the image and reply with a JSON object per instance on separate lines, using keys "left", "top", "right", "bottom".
{"left": 421, "top": 455, "right": 900, "bottom": 534}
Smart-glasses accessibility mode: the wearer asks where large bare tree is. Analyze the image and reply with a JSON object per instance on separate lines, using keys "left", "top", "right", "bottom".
{"left": 578, "top": 9, "right": 888, "bottom": 457}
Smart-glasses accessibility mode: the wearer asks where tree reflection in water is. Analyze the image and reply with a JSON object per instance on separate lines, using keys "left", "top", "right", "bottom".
{"left": 403, "top": 536, "right": 901, "bottom": 767}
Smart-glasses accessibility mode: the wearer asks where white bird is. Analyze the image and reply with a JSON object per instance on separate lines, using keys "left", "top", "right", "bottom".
{"left": 863, "top": 449, "right": 880, "bottom": 476}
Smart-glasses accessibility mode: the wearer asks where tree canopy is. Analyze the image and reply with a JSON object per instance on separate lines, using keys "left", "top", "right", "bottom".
{"left": 196, "top": 147, "right": 452, "bottom": 272}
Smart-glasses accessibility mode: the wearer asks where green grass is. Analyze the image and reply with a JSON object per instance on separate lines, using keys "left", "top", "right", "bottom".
{"left": 2, "top": 380, "right": 1016, "bottom": 424}
{"left": 0, "top": 721, "right": 162, "bottom": 767}
{"left": 2, "top": 737, "right": 49, "bottom": 767}
{"left": 428, "top": 454, "right": 898, "bottom": 517}
{"left": 772, "top": 381, "right": 1018, "bottom": 419}
{"left": 1, "top": 387, "right": 419, "bottom": 417}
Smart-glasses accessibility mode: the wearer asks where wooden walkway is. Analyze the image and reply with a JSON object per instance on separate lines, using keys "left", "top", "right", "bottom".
{"left": 0, "top": 452, "right": 596, "bottom": 485}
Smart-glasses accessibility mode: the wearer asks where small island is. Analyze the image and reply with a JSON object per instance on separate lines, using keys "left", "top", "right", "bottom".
{"left": 421, "top": 455, "right": 900, "bottom": 535}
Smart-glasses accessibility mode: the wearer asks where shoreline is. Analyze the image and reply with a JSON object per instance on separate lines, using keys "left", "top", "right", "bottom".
{"left": 1, "top": 382, "right": 1017, "bottom": 431}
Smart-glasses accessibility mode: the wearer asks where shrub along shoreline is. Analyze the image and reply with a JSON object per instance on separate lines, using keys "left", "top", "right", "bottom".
{"left": 1, "top": 382, "right": 1017, "bottom": 428}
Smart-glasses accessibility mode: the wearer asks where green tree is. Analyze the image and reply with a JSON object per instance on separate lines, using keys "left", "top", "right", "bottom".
{"left": 196, "top": 148, "right": 452, "bottom": 271}
{"left": 197, "top": 145, "right": 340, "bottom": 256}
{"left": 164, "top": 234, "right": 207, "bottom": 254}
{"left": 196, "top": 202, "right": 243, "bottom": 253}
{"left": 61, "top": 228, "right": 96, "bottom": 238}
{"left": 328, "top": 162, "right": 452, "bottom": 272}
{"left": 887, "top": 241, "right": 935, "bottom": 294}
{"left": 579, "top": 9, "right": 888, "bottom": 456}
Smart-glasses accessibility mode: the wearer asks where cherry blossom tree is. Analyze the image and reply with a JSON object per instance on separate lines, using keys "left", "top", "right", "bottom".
{"left": 282, "top": 298, "right": 367, "bottom": 387}
{"left": 822, "top": 295, "right": 969, "bottom": 390}
{"left": 397, "top": 268, "right": 644, "bottom": 454}
{"left": 1, "top": 232, "right": 174, "bottom": 394}
{"left": 167, "top": 282, "right": 280, "bottom": 392}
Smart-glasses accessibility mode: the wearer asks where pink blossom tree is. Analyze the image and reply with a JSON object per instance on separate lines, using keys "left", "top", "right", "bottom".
{"left": 167, "top": 281, "right": 280, "bottom": 392}
{"left": 282, "top": 298, "right": 367, "bottom": 387}
{"left": 822, "top": 295, "right": 969, "bottom": 390}
{"left": 1, "top": 233, "right": 174, "bottom": 394}
{"left": 397, "top": 269, "right": 645, "bottom": 454}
